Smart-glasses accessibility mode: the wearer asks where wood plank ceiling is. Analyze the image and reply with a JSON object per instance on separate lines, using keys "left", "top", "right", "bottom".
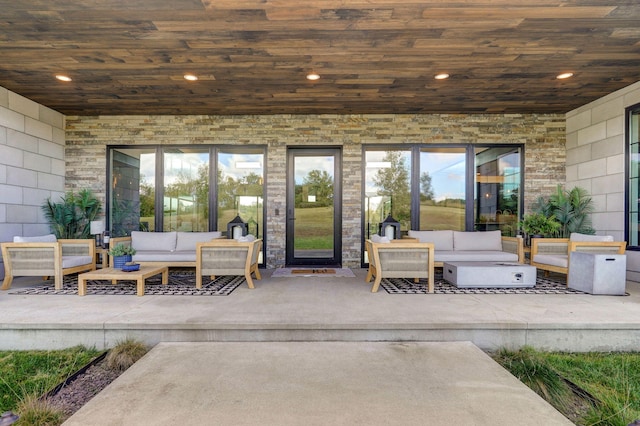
{"left": 0, "top": 0, "right": 639, "bottom": 116}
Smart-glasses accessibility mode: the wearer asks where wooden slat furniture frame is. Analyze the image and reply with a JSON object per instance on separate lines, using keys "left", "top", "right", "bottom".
{"left": 365, "top": 240, "right": 435, "bottom": 293}
{"left": 196, "top": 239, "right": 263, "bottom": 289}
{"left": 1, "top": 239, "right": 96, "bottom": 290}
{"left": 530, "top": 238, "right": 627, "bottom": 276}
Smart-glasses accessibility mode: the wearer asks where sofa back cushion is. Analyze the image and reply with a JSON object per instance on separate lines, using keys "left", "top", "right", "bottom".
{"left": 13, "top": 234, "right": 57, "bottom": 243}
{"left": 408, "top": 230, "right": 453, "bottom": 251}
{"left": 131, "top": 231, "right": 177, "bottom": 252}
{"left": 453, "top": 230, "right": 502, "bottom": 251}
{"left": 176, "top": 231, "right": 222, "bottom": 251}
{"left": 569, "top": 233, "right": 614, "bottom": 242}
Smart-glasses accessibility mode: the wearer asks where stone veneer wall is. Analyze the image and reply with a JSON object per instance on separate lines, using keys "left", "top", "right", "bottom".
{"left": 566, "top": 80, "right": 640, "bottom": 282}
{"left": 0, "top": 88, "right": 66, "bottom": 279}
{"left": 66, "top": 114, "right": 565, "bottom": 268}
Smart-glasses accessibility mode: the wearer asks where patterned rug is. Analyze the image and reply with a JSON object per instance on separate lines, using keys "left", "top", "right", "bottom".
{"left": 8, "top": 273, "right": 246, "bottom": 296}
{"left": 271, "top": 268, "right": 356, "bottom": 278}
{"left": 381, "top": 275, "right": 591, "bottom": 295}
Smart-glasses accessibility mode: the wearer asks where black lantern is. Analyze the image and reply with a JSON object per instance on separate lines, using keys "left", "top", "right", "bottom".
{"left": 379, "top": 214, "right": 401, "bottom": 240}
{"left": 227, "top": 215, "right": 248, "bottom": 239}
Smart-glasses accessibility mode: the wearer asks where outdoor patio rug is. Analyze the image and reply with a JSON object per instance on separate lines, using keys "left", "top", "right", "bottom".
{"left": 381, "top": 275, "right": 591, "bottom": 295}
{"left": 8, "top": 273, "right": 245, "bottom": 296}
{"left": 271, "top": 268, "right": 356, "bottom": 278}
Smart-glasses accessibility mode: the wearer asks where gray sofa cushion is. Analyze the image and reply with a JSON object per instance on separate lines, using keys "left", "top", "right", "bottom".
{"left": 453, "top": 230, "right": 502, "bottom": 251}
{"left": 408, "top": 230, "right": 453, "bottom": 251}
{"left": 133, "top": 251, "right": 196, "bottom": 262}
{"left": 131, "top": 231, "right": 177, "bottom": 252}
{"left": 61, "top": 256, "right": 94, "bottom": 268}
{"left": 13, "top": 234, "right": 57, "bottom": 243}
{"left": 569, "top": 233, "right": 614, "bottom": 242}
{"left": 175, "top": 231, "right": 222, "bottom": 251}
{"left": 533, "top": 254, "right": 568, "bottom": 268}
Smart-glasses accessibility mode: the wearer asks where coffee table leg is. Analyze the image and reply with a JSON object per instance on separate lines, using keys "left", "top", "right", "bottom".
{"left": 136, "top": 278, "right": 144, "bottom": 296}
{"left": 161, "top": 268, "right": 168, "bottom": 285}
{"left": 78, "top": 276, "right": 87, "bottom": 296}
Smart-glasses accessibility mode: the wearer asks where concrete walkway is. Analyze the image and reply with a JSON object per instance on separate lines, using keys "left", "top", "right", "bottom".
{"left": 62, "top": 341, "right": 573, "bottom": 426}
{"left": 1, "top": 268, "right": 639, "bottom": 352}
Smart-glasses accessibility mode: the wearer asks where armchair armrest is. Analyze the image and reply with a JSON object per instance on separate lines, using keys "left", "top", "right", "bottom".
{"left": 569, "top": 240, "right": 626, "bottom": 254}
{"left": 500, "top": 236, "right": 525, "bottom": 263}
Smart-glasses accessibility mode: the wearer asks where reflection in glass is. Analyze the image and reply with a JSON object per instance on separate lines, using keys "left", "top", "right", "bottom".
{"left": 110, "top": 148, "right": 155, "bottom": 236}
{"left": 163, "top": 148, "right": 209, "bottom": 232}
{"left": 217, "top": 150, "right": 264, "bottom": 239}
{"left": 364, "top": 150, "right": 411, "bottom": 238}
{"left": 419, "top": 148, "right": 466, "bottom": 230}
{"left": 293, "top": 155, "right": 334, "bottom": 258}
{"left": 475, "top": 147, "right": 521, "bottom": 236}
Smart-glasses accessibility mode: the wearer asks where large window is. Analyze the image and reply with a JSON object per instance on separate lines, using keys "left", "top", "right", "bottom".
{"left": 364, "top": 149, "right": 412, "bottom": 239}
{"left": 108, "top": 146, "right": 265, "bottom": 243}
{"left": 627, "top": 104, "right": 640, "bottom": 247}
{"left": 362, "top": 144, "right": 522, "bottom": 263}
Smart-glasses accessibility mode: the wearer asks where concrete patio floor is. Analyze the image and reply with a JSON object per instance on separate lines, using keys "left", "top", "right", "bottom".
{"left": 1, "top": 268, "right": 639, "bottom": 352}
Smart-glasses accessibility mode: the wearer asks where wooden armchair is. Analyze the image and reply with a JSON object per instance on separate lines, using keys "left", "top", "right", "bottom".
{"left": 365, "top": 239, "right": 435, "bottom": 293}
{"left": 1, "top": 239, "right": 96, "bottom": 290}
{"left": 196, "top": 239, "right": 262, "bottom": 289}
{"left": 530, "top": 235, "right": 626, "bottom": 277}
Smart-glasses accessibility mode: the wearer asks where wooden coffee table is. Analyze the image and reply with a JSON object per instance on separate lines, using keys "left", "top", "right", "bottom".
{"left": 77, "top": 265, "right": 169, "bottom": 296}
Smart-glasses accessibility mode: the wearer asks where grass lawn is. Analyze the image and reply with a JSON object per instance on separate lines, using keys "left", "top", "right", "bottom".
{"left": 0, "top": 346, "right": 101, "bottom": 414}
{"left": 493, "top": 347, "right": 640, "bottom": 425}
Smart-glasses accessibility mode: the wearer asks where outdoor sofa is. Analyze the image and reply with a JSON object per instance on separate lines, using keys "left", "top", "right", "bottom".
{"left": 1, "top": 234, "right": 96, "bottom": 290}
{"left": 406, "top": 230, "right": 524, "bottom": 267}
{"left": 109, "top": 231, "right": 223, "bottom": 268}
{"left": 530, "top": 233, "right": 626, "bottom": 277}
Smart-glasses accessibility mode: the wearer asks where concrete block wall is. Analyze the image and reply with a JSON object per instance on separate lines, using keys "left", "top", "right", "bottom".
{"left": 66, "top": 114, "right": 565, "bottom": 268}
{"left": 0, "top": 88, "right": 66, "bottom": 279}
{"left": 566, "top": 80, "right": 640, "bottom": 282}
{"left": 566, "top": 80, "right": 640, "bottom": 241}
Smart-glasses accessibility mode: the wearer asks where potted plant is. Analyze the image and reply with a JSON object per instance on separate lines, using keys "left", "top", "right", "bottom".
{"left": 108, "top": 243, "right": 137, "bottom": 269}
{"left": 533, "top": 185, "right": 595, "bottom": 237}
{"left": 518, "top": 213, "right": 561, "bottom": 245}
{"left": 41, "top": 189, "right": 102, "bottom": 239}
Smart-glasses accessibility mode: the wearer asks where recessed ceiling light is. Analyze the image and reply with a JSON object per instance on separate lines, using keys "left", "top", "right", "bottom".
{"left": 306, "top": 72, "right": 320, "bottom": 81}
{"left": 556, "top": 72, "right": 574, "bottom": 80}
{"left": 434, "top": 73, "right": 450, "bottom": 80}
{"left": 55, "top": 74, "right": 72, "bottom": 82}
{"left": 184, "top": 74, "right": 198, "bottom": 81}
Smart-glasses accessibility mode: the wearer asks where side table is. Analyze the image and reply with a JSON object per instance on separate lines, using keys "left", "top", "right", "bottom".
{"left": 568, "top": 251, "right": 626, "bottom": 295}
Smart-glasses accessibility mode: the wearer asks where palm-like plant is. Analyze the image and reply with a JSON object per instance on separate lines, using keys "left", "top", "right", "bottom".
{"left": 534, "top": 186, "right": 595, "bottom": 238}
{"left": 42, "top": 189, "right": 102, "bottom": 239}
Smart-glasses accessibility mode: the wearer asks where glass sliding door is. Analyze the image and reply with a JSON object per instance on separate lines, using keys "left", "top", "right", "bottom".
{"left": 217, "top": 149, "right": 265, "bottom": 239}
{"left": 163, "top": 148, "right": 210, "bottom": 232}
{"left": 364, "top": 149, "right": 412, "bottom": 239}
{"left": 418, "top": 148, "right": 466, "bottom": 230}
{"left": 474, "top": 146, "right": 522, "bottom": 236}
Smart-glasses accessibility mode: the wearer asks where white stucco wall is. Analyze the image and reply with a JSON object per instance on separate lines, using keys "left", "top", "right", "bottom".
{"left": 0, "top": 88, "right": 66, "bottom": 279}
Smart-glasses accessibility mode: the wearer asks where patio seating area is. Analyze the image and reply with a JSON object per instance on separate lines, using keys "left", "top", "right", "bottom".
{"left": 1, "top": 268, "right": 639, "bottom": 353}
